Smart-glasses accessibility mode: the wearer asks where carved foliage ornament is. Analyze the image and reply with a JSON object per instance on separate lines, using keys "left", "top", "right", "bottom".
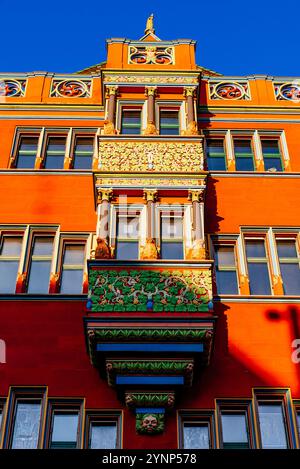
{"left": 0, "top": 79, "right": 26, "bottom": 97}
{"left": 50, "top": 79, "right": 91, "bottom": 97}
{"left": 210, "top": 81, "right": 250, "bottom": 100}
{"left": 98, "top": 141, "right": 204, "bottom": 172}
{"left": 129, "top": 46, "right": 174, "bottom": 65}
{"left": 88, "top": 268, "right": 212, "bottom": 312}
{"left": 274, "top": 82, "right": 300, "bottom": 102}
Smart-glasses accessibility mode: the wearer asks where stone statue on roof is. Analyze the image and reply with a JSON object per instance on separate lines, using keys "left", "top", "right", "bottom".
{"left": 145, "top": 14, "right": 155, "bottom": 34}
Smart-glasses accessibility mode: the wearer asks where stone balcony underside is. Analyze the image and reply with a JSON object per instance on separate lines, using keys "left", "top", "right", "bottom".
{"left": 85, "top": 260, "right": 215, "bottom": 434}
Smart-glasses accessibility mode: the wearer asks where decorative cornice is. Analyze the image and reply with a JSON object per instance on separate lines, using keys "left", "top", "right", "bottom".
{"left": 92, "top": 328, "right": 209, "bottom": 341}
{"left": 125, "top": 392, "right": 175, "bottom": 409}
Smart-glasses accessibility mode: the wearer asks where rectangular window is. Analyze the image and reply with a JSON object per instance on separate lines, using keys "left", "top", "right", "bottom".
{"left": 233, "top": 139, "right": 254, "bottom": 171}
{"left": 121, "top": 110, "right": 141, "bottom": 135}
{"left": 115, "top": 214, "right": 140, "bottom": 260}
{"left": 11, "top": 401, "right": 42, "bottom": 449}
{"left": 16, "top": 136, "right": 38, "bottom": 169}
{"left": 160, "top": 211, "right": 184, "bottom": 260}
{"left": 89, "top": 422, "right": 117, "bottom": 449}
{"left": 221, "top": 412, "right": 250, "bottom": 449}
{"left": 257, "top": 403, "right": 288, "bottom": 449}
{"left": 0, "top": 235, "right": 23, "bottom": 293}
{"left": 60, "top": 244, "right": 85, "bottom": 294}
{"left": 245, "top": 239, "right": 271, "bottom": 295}
{"left": 44, "top": 137, "right": 66, "bottom": 169}
{"left": 27, "top": 236, "right": 54, "bottom": 294}
{"left": 72, "top": 137, "right": 93, "bottom": 169}
{"left": 261, "top": 140, "right": 283, "bottom": 172}
{"left": 183, "top": 423, "right": 210, "bottom": 449}
{"left": 214, "top": 244, "right": 238, "bottom": 294}
{"left": 206, "top": 139, "right": 226, "bottom": 170}
{"left": 50, "top": 412, "right": 79, "bottom": 449}
{"left": 159, "top": 110, "right": 179, "bottom": 135}
{"left": 276, "top": 239, "right": 300, "bottom": 295}
{"left": 296, "top": 412, "right": 300, "bottom": 440}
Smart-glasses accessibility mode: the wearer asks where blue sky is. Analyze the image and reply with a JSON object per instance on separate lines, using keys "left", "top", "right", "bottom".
{"left": 1, "top": 0, "right": 299, "bottom": 76}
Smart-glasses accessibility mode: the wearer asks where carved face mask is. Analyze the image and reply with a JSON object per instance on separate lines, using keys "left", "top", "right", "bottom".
{"left": 142, "top": 415, "right": 158, "bottom": 433}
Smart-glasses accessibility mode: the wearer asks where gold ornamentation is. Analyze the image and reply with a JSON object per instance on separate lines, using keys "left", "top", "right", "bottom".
{"left": 184, "top": 87, "right": 196, "bottom": 98}
{"left": 272, "top": 274, "right": 284, "bottom": 295}
{"left": 145, "top": 86, "right": 157, "bottom": 97}
{"left": 140, "top": 238, "right": 159, "bottom": 260}
{"left": 105, "top": 85, "right": 118, "bottom": 97}
{"left": 129, "top": 45, "right": 174, "bottom": 65}
{"left": 182, "top": 121, "right": 198, "bottom": 136}
{"left": 209, "top": 81, "right": 250, "bottom": 100}
{"left": 143, "top": 121, "right": 158, "bottom": 135}
{"left": 99, "top": 141, "right": 204, "bottom": 172}
{"left": 104, "top": 74, "right": 199, "bottom": 85}
{"left": 143, "top": 189, "right": 158, "bottom": 203}
{"left": 186, "top": 239, "right": 206, "bottom": 260}
{"left": 91, "top": 237, "right": 112, "bottom": 259}
{"left": 145, "top": 13, "right": 155, "bottom": 34}
{"left": 96, "top": 188, "right": 113, "bottom": 203}
{"left": 103, "top": 120, "right": 116, "bottom": 135}
{"left": 96, "top": 177, "right": 204, "bottom": 187}
{"left": 188, "top": 189, "right": 205, "bottom": 203}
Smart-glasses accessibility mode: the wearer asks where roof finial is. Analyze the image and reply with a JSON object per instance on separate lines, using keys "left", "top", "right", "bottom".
{"left": 145, "top": 13, "right": 155, "bottom": 35}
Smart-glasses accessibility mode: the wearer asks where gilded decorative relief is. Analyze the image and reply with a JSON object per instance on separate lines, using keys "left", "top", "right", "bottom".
{"left": 98, "top": 141, "right": 204, "bottom": 172}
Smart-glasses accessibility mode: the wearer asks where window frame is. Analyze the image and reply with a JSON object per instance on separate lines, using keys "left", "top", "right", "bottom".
{"left": 178, "top": 411, "right": 215, "bottom": 449}
{"left": 24, "top": 231, "right": 56, "bottom": 294}
{"left": 260, "top": 137, "right": 284, "bottom": 172}
{"left": 212, "top": 239, "right": 240, "bottom": 295}
{"left": 0, "top": 230, "right": 25, "bottom": 294}
{"left": 56, "top": 235, "right": 90, "bottom": 294}
{"left": 155, "top": 205, "right": 187, "bottom": 260}
{"left": 155, "top": 101, "right": 184, "bottom": 136}
{"left": 9, "top": 128, "right": 42, "bottom": 169}
{"left": 84, "top": 411, "right": 122, "bottom": 449}
{"left": 110, "top": 204, "right": 144, "bottom": 260}
{"left": 70, "top": 132, "right": 96, "bottom": 170}
{"left": 275, "top": 235, "right": 300, "bottom": 296}
{"left": 253, "top": 388, "right": 297, "bottom": 449}
{"left": 3, "top": 386, "right": 47, "bottom": 449}
{"left": 205, "top": 136, "right": 227, "bottom": 171}
{"left": 0, "top": 398, "right": 7, "bottom": 449}
{"left": 232, "top": 137, "right": 255, "bottom": 172}
{"left": 116, "top": 101, "right": 145, "bottom": 135}
{"left": 44, "top": 399, "right": 84, "bottom": 449}
{"left": 243, "top": 234, "right": 273, "bottom": 296}
{"left": 216, "top": 399, "right": 255, "bottom": 449}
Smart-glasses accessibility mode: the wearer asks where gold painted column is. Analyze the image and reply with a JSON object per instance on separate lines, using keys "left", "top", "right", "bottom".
{"left": 143, "top": 87, "right": 158, "bottom": 135}
{"left": 104, "top": 86, "right": 118, "bottom": 135}
{"left": 94, "top": 188, "right": 113, "bottom": 258}
{"left": 140, "top": 189, "right": 159, "bottom": 259}
{"left": 184, "top": 87, "right": 198, "bottom": 135}
{"left": 187, "top": 189, "right": 206, "bottom": 260}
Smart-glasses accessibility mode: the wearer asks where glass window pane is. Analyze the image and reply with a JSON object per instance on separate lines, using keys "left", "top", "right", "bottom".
{"left": 216, "top": 270, "right": 238, "bottom": 295}
{"left": 117, "top": 216, "right": 139, "bottom": 238}
{"left": 207, "top": 139, "right": 225, "bottom": 156}
{"left": 17, "top": 137, "right": 38, "bottom": 169}
{"left": 264, "top": 158, "right": 283, "bottom": 171}
{"left": 73, "top": 138, "right": 93, "bottom": 169}
{"left": 160, "top": 111, "right": 179, "bottom": 125}
{"left": 248, "top": 263, "right": 271, "bottom": 295}
{"left": 44, "top": 137, "right": 66, "bottom": 169}
{"left": 207, "top": 157, "right": 226, "bottom": 171}
{"left": 73, "top": 155, "right": 93, "bottom": 170}
{"left": 280, "top": 264, "right": 300, "bottom": 295}
{"left": 161, "top": 216, "right": 183, "bottom": 239}
{"left": 183, "top": 424, "right": 210, "bottom": 449}
{"left": 258, "top": 404, "right": 287, "bottom": 449}
{"left": 246, "top": 240, "right": 266, "bottom": 258}
{"left": 160, "top": 242, "right": 184, "bottom": 260}
{"left": 11, "top": 402, "right": 41, "bottom": 449}
{"left": 90, "top": 423, "right": 117, "bottom": 449}
{"left": 221, "top": 414, "right": 248, "bottom": 443}
{"left": 261, "top": 140, "right": 280, "bottom": 155}
{"left": 74, "top": 138, "right": 93, "bottom": 152}
{"left": 277, "top": 241, "right": 298, "bottom": 258}
{"left": 215, "top": 246, "right": 235, "bottom": 266}
{"left": 235, "top": 157, "right": 254, "bottom": 171}
{"left": 115, "top": 241, "right": 139, "bottom": 260}
{"left": 27, "top": 261, "right": 51, "bottom": 294}
{"left": 32, "top": 237, "right": 53, "bottom": 256}
{"left": 1, "top": 237, "right": 22, "bottom": 256}
{"left": 0, "top": 262, "right": 19, "bottom": 293}
{"left": 51, "top": 413, "right": 78, "bottom": 445}
{"left": 60, "top": 270, "right": 83, "bottom": 294}
{"left": 122, "top": 111, "right": 141, "bottom": 125}
{"left": 297, "top": 413, "right": 300, "bottom": 437}
{"left": 63, "top": 245, "right": 85, "bottom": 265}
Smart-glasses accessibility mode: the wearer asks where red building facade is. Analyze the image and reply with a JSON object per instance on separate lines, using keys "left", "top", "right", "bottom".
{"left": 0, "top": 17, "right": 300, "bottom": 449}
